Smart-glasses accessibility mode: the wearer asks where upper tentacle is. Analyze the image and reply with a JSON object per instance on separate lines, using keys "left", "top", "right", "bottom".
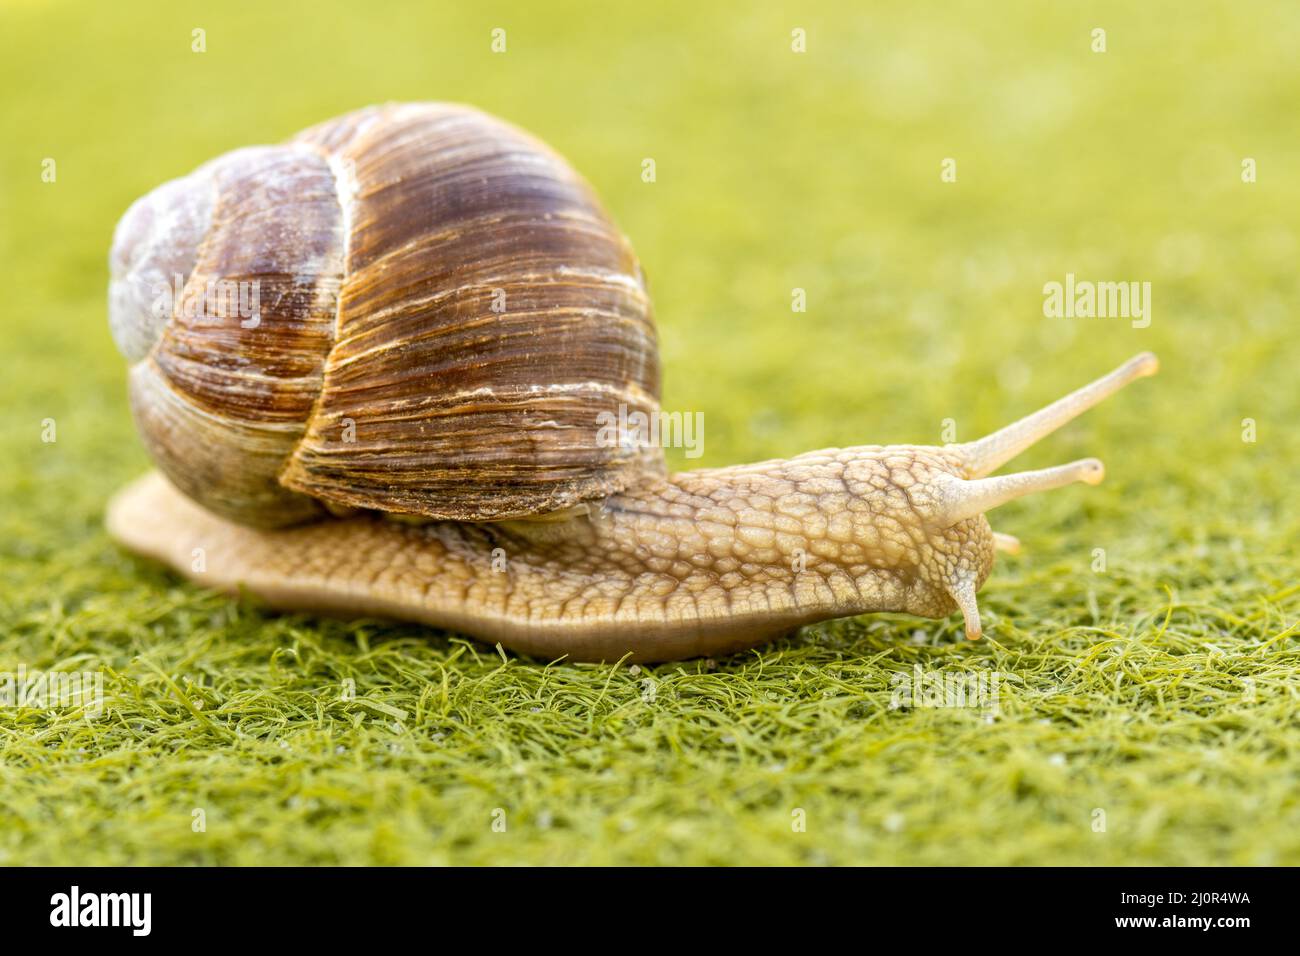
{"left": 953, "top": 352, "right": 1157, "bottom": 479}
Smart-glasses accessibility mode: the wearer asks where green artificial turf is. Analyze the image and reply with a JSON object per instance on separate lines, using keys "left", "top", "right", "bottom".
{"left": 1, "top": 0, "right": 1297, "bottom": 865}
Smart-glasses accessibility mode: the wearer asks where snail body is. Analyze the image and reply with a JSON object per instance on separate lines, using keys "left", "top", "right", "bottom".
{"left": 106, "top": 103, "right": 1158, "bottom": 662}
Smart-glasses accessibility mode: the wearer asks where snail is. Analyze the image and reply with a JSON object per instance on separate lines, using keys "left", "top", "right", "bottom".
{"left": 105, "top": 103, "right": 1158, "bottom": 663}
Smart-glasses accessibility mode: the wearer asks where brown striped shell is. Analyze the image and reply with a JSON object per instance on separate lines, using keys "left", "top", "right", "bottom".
{"left": 108, "top": 103, "right": 662, "bottom": 528}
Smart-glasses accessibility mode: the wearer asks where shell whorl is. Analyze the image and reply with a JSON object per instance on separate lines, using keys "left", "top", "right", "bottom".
{"left": 109, "top": 103, "right": 662, "bottom": 527}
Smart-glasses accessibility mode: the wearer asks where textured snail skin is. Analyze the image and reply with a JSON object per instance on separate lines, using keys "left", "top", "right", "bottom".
{"left": 107, "top": 354, "right": 1158, "bottom": 662}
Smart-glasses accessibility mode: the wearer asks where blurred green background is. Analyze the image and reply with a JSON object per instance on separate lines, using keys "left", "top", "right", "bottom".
{"left": 0, "top": 0, "right": 1296, "bottom": 865}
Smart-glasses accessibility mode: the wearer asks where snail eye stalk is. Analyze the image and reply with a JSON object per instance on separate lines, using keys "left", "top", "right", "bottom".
{"left": 955, "top": 351, "right": 1158, "bottom": 479}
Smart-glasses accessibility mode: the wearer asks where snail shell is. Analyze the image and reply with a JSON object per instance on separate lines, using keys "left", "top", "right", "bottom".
{"left": 109, "top": 103, "right": 662, "bottom": 528}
